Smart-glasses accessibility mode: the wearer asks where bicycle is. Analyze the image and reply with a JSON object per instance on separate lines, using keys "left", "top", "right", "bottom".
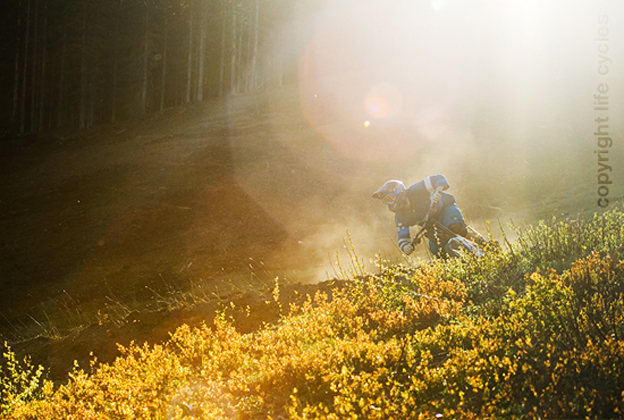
{"left": 411, "top": 207, "right": 484, "bottom": 260}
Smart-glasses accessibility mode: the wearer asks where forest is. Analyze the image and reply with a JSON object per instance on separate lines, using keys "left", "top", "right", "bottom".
{"left": 1, "top": 0, "right": 314, "bottom": 133}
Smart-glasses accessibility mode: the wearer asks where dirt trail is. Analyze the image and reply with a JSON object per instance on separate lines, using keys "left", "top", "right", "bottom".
{"left": 0, "top": 87, "right": 396, "bottom": 345}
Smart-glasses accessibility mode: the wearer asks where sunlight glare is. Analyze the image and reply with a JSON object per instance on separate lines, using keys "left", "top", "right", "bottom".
{"left": 297, "top": 0, "right": 487, "bottom": 161}
{"left": 431, "top": 0, "right": 445, "bottom": 12}
{"left": 363, "top": 81, "right": 402, "bottom": 120}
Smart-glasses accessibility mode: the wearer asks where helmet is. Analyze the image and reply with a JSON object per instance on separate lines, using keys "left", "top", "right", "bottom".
{"left": 372, "top": 180, "right": 406, "bottom": 212}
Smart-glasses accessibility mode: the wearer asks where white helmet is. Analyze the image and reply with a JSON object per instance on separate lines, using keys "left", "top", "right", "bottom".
{"left": 372, "top": 180, "right": 406, "bottom": 212}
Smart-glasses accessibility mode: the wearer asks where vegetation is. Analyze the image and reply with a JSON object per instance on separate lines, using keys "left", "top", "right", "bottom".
{"left": 2, "top": 208, "right": 624, "bottom": 419}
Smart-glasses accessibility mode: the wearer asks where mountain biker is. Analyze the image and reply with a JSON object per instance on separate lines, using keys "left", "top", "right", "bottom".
{"left": 372, "top": 175, "right": 485, "bottom": 257}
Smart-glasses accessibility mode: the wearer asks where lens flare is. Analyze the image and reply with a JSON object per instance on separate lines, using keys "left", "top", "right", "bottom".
{"left": 297, "top": 0, "right": 481, "bottom": 161}
{"left": 364, "top": 81, "right": 402, "bottom": 120}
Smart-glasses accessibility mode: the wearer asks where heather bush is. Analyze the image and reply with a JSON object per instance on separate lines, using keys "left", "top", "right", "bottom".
{"left": 427, "top": 253, "right": 624, "bottom": 419}
{"left": 3, "top": 208, "right": 624, "bottom": 419}
{"left": 0, "top": 344, "right": 46, "bottom": 416}
{"left": 422, "top": 207, "right": 624, "bottom": 318}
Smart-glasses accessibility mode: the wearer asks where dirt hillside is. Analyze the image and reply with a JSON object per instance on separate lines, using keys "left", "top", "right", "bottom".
{"left": 0, "top": 81, "right": 613, "bottom": 381}
{"left": 0, "top": 85, "right": 407, "bottom": 380}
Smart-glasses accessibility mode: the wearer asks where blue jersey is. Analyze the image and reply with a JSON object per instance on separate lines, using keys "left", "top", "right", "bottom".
{"left": 395, "top": 175, "right": 456, "bottom": 248}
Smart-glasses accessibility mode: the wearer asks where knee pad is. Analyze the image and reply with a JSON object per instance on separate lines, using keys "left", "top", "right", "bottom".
{"left": 448, "top": 223, "right": 467, "bottom": 237}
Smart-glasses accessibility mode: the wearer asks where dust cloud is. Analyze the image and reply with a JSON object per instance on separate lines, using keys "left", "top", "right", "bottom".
{"left": 285, "top": 0, "right": 624, "bottom": 241}
{"left": 2, "top": 0, "right": 624, "bottom": 336}
{"left": 253, "top": 0, "right": 624, "bottom": 272}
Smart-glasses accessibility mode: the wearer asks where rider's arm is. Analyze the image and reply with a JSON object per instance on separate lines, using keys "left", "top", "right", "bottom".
{"left": 424, "top": 175, "right": 450, "bottom": 193}
{"left": 397, "top": 224, "right": 414, "bottom": 255}
{"left": 426, "top": 175, "right": 449, "bottom": 205}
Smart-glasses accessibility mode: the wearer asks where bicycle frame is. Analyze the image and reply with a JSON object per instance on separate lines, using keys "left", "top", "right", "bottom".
{"left": 411, "top": 212, "right": 483, "bottom": 259}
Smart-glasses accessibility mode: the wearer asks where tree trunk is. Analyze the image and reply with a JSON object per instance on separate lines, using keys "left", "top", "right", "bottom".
{"left": 235, "top": 7, "right": 244, "bottom": 94}
{"left": 141, "top": 0, "right": 150, "bottom": 114}
{"left": 112, "top": 39, "right": 119, "bottom": 122}
{"left": 185, "top": 5, "right": 194, "bottom": 103}
{"left": 79, "top": 0, "right": 88, "bottom": 129}
{"left": 111, "top": 0, "right": 121, "bottom": 123}
{"left": 30, "top": 0, "right": 39, "bottom": 132}
{"left": 250, "top": 0, "right": 259, "bottom": 91}
{"left": 20, "top": 0, "right": 32, "bottom": 134}
{"left": 196, "top": 1, "right": 206, "bottom": 102}
{"left": 57, "top": 27, "right": 67, "bottom": 127}
{"left": 244, "top": 2, "right": 252, "bottom": 92}
{"left": 38, "top": 0, "right": 48, "bottom": 131}
{"left": 12, "top": 0, "right": 22, "bottom": 127}
{"left": 88, "top": 79, "right": 95, "bottom": 128}
{"left": 218, "top": 0, "right": 226, "bottom": 97}
{"left": 229, "top": 1, "right": 237, "bottom": 95}
{"left": 159, "top": 16, "right": 168, "bottom": 112}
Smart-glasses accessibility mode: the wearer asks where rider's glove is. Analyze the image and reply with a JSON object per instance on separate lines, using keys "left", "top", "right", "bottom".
{"left": 431, "top": 188, "right": 443, "bottom": 205}
{"left": 400, "top": 241, "right": 415, "bottom": 255}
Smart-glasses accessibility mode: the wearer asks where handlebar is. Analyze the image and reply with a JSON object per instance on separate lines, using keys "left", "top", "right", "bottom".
{"left": 410, "top": 200, "right": 457, "bottom": 247}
